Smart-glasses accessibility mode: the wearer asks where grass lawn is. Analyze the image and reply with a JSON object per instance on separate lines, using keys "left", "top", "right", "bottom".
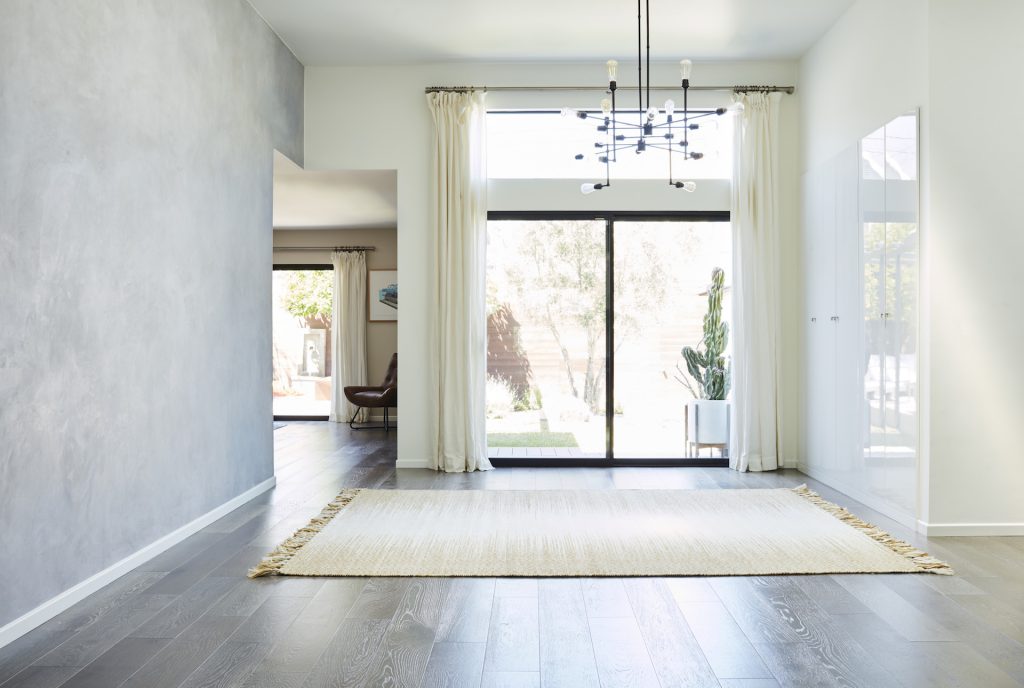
{"left": 487, "top": 432, "right": 579, "bottom": 448}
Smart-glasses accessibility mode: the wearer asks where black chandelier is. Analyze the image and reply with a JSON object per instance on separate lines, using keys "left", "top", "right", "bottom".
{"left": 566, "top": 0, "right": 726, "bottom": 194}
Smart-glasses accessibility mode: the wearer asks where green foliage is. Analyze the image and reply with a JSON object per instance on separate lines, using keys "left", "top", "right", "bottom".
{"left": 487, "top": 432, "right": 579, "bottom": 448}
{"left": 676, "top": 267, "right": 731, "bottom": 400}
{"left": 283, "top": 270, "right": 333, "bottom": 323}
{"left": 504, "top": 220, "right": 683, "bottom": 414}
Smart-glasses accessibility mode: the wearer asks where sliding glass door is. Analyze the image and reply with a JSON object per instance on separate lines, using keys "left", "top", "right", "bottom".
{"left": 485, "top": 219, "right": 607, "bottom": 458}
{"left": 612, "top": 221, "right": 732, "bottom": 459}
{"left": 485, "top": 213, "right": 731, "bottom": 465}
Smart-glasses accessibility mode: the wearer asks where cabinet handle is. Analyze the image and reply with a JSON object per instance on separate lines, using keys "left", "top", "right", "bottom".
{"left": 810, "top": 317, "right": 817, "bottom": 322}
{"left": 830, "top": 316, "right": 839, "bottom": 322}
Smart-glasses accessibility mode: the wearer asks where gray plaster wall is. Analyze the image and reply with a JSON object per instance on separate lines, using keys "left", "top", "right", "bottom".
{"left": 0, "top": 0, "right": 303, "bottom": 627}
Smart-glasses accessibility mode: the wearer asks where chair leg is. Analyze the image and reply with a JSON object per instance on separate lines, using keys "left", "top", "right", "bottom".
{"left": 348, "top": 407, "right": 362, "bottom": 430}
{"left": 349, "top": 407, "right": 393, "bottom": 430}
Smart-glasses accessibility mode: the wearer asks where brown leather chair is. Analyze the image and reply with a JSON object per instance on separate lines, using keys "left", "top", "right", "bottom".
{"left": 343, "top": 353, "right": 397, "bottom": 431}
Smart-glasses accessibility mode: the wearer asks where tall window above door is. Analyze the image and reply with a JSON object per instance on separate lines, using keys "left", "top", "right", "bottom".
{"left": 487, "top": 110, "right": 733, "bottom": 180}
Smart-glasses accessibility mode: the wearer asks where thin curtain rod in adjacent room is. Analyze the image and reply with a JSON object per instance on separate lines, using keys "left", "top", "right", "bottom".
{"left": 273, "top": 246, "right": 376, "bottom": 252}
{"left": 424, "top": 84, "right": 795, "bottom": 94}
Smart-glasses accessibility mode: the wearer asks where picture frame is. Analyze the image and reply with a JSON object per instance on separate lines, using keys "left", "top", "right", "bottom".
{"left": 368, "top": 269, "right": 398, "bottom": 322}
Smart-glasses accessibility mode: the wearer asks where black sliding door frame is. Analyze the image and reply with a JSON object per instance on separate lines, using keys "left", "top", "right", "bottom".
{"left": 272, "top": 263, "right": 333, "bottom": 422}
{"left": 487, "top": 210, "right": 730, "bottom": 467}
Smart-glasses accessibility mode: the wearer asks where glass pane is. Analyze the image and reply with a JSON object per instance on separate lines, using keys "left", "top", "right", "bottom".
{"left": 272, "top": 269, "right": 332, "bottom": 417}
{"left": 487, "top": 111, "right": 732, "bottom": 180}
{"left": 861, "top": 126, "right": 887, "bottom": 462}
{"left": 486, "top": 220, "right": 607, "bottom": 458}
{"left": 883, "top": 114, "right": 918, "bottom": 514}
{"left": 612, "top": 221, "right": 732, "bottom": 459}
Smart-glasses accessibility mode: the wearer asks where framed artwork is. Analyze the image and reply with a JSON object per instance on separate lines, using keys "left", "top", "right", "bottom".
{"left": 368, "top": 269, "right": 398, "bottom": 321}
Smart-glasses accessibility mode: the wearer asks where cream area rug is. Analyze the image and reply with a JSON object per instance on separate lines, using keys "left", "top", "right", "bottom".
{"left": 250, "top": 486, "right": 951, "bottom": 578}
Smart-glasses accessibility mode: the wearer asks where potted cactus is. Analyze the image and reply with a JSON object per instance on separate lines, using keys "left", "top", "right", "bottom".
{"left": 673, "top": 267, "right": 731, "bottom": 451}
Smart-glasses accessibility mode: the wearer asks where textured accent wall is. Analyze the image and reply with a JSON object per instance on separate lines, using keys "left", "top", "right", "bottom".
{"left": 0, "top": 0, "right": 303, "bottom": 626}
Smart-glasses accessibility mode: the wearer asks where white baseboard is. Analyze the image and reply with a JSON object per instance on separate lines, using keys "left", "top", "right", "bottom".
{"left": 396, "top": 458, "right": 431, "bottom": 469}
{"left": 916, "top": 520, "right": 1024, "bottom": 536}
{"left": 0, "top": 476, "right": 277, "bottom": 649}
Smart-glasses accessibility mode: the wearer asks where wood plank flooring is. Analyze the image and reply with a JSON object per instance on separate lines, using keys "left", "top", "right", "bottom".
{"left": 2, "top": 422, "right": 1023, "bottom": 688}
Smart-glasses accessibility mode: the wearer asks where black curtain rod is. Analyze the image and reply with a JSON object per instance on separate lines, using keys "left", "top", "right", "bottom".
{"left": 273, "top": 246, "right": 376, "bottom": 252}
{"left": 424, "top": 84, "right": 794, "bottom": 94}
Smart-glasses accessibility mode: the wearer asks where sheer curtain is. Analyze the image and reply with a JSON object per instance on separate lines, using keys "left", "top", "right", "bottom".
{"left": 426, "top": 90, "right": 492, "bottom": 472}
{"left": 730, "top": 91, "right": 783, "bottom": 472}
{"left": 329, "top": 250, "right": 368, "bottom": 424}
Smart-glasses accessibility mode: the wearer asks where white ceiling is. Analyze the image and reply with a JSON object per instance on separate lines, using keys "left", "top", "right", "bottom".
{"left": 248, "top": 0, "right": 854, "bottom": 66}
{"left": 273, "top": 152, "right": 397, "bottom": 230}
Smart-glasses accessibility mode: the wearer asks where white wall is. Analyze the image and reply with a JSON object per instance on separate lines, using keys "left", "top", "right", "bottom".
{"left": 0, "top": 0, "right": 303, "bottom": 634}
{"left": 304, "top": 60, "right": 801, "bottom": 468}
{"left": 799, "top": 0, "right": 1024, "bottom": 533}
{"left": 799, "top": 0, "right": 929, "bottom": 174}
{"left": 925, "top": 0, "right": 1024, "bottom": 532}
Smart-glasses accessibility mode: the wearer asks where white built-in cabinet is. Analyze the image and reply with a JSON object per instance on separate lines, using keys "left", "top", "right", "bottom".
{"left": 802, "top": 112, "right": 919, "bottom": 522}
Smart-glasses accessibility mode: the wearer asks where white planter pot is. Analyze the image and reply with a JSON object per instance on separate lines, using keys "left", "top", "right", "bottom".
{"left": 686, "top": 399, "right": 731, "bottom": 446}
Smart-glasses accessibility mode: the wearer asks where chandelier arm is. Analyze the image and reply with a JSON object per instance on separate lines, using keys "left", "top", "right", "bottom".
{"left": 678, "top": 111, "right": 720, "bottom": 119}
{"left": 605, "top": 120, "right": 644, "bottom": 130}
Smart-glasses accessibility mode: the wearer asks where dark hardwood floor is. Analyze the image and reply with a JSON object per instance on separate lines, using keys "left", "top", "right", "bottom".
{"left": 2, "top": 422, "right": 1023, "bottom": 688}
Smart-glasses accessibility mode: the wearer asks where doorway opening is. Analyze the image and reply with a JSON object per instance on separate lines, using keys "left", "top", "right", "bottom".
{"left": 272, "top": 265, "right": 333, "bottom": 420}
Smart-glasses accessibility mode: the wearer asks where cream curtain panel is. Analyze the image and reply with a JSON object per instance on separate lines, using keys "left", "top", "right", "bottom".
{"left": 329, "top": 250, "right": 368, "bottom": 424}
{"left": 730, "top": 91, "right": 783, "bottom": 472}
{"left": 426, "top": 91, "right": 492, "bottom": 472}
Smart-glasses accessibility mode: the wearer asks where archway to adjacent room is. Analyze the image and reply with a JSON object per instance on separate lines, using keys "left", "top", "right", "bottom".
{"left": 270, "top": 151, "right": 398, "bottom": 423}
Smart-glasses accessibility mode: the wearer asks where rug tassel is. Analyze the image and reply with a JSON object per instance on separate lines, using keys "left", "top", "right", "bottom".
{"left": 791, "top": 484, "right": 954, "bottom": 576}
{"left": 248, "top": 488, "right": 362, "bottom": 578}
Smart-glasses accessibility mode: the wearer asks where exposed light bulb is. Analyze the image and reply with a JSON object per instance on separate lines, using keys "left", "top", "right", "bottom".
{"left": 680, "top": 59, "right": 693, "bottom": 80}
{"left": 560, "top": 107, "right": 574, "bottom": 118}
{"left": 727, "top": 101, "right": 745, "bottom": 114}
{"left": 664, "top": 99, "right": 675, "bottom": 116}
{"left": 581, "top": 183, "right": 597, "bottom": 194}
{"left": 606, "top": 59, "right": 618, "bottom": 81}
{"left": 683, "top": 181, "right": 696, "bottom": 192}
{"left": 601, "top": 98, "right": 612, "bottom": 115}
{"left": 646, "top": 106, "right": 658, "bottom": 121}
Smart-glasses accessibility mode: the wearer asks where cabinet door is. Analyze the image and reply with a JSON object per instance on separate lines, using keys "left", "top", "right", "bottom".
{"left": 834, "top": 144, "right": 863, "bottom": 479}
{"left": 798, "top": 168, "right": 831, "bottom": 466}
{"left": 806, "top": 160, "right": 838, "bottom": 468}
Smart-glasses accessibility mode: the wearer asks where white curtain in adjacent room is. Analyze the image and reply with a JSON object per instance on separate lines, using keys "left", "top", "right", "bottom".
{"left": 730, "top": 91, "right": 783, "bottom": 472}
{"left": 426, "top": 90, "right": 492, "bottom": 472}
{"left": 329, "top": 250, "right": 368, "bottom": 424}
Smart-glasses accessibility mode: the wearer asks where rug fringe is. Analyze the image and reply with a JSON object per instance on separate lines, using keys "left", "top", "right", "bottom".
{"left": 791, "top": 484, "right": 953, "bottom": 576}
{"left": 248, "top": 488, "right": 362, "bottom": 578}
